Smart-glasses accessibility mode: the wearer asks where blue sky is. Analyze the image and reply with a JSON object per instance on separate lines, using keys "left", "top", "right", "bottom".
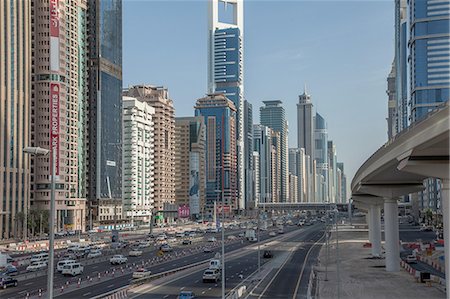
{"left": 123, "top": 0, "right": 395, "bottom": 188}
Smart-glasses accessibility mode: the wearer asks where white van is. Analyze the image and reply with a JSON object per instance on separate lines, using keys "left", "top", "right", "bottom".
{"left": 30, "top": 253, "right": 49, "bottom": 263}
{"left": 57, "top": 260, "right": 77, "bottom": 272}
{"left": 61, "top": 263, "right": 84, "bottom": 276}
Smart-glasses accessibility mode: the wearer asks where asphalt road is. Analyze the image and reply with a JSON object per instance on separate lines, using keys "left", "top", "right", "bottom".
{"left": 131, "top": 224, "right": 324, "bottom": 299}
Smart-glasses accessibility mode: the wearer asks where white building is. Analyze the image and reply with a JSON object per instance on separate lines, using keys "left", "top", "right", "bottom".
{"left": 122, "top": 97, "right": 155, "bottom": 226}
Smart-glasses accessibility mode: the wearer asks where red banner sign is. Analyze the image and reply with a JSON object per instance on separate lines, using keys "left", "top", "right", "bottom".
{"left": 216, "top": 206, "right": 231, "bottom": 213}
{"left": 178, "top": 205, "right": 190, "bottom": 218}
{"left": 50, "top": 83, "right": 60, "bottom": 175}
{"left": 49, "top": 0, "right": 59, "bottom": 37}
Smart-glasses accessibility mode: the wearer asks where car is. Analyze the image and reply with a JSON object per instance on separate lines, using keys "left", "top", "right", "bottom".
{"left": 263, "top": 250, "right": 273, "bottom": 258}
{"left": 0, "top": 265, "right": 18, "bottom": 276}
{"left": 182, "top": 239, "right": 192, "bottom": 245}
{"left": 67, "top": 230, "right": 76, "bottom": 236}
{"left": 57, "top": 260, "right": 77, "bottom": 272}
{"left": 420, "top": 226, "right": 433, "bottom": 232}
{"left": 176, "top": 232, "right": 184, "bottom": 238}
{"left": 269, "top": 231, "right": 277, "bottom": 237}
{"left": 277, "top": 228, "right": 284, "bottom": 234}
{"left": 138, "top": 241, "right": 151, "bottom": 249}
{"left": 56, "top": 231, "right": 67, "bottom": 237}
{"left": 203, "top": 247, "right": 213, "bottom": 253}
{"left": 168, "top": 237, "right": 177, "bottom": 243}
{"left": 129, "top": 249, "right": 143, "bottom": 257}
{"left": 160, "top": 244, "right": 173, "bottom": 252}
{"left": 132, "top": 268, "right": 152, "bottom": 279}
{"left": 203, "top": 269, "right": 221, "bottom": 283}
{"left": 406, "top": 255, "right": 417, "bottom": 264}
{"left": 227, "top": 235, "right": 237, "bottom": 240}
{"left": 60, "top": 253, "right": 78, "bottom": 261}
{"left": 147, "top": 233, "right": 156, "bottom": 238}
{"left": 208, "top": 237, "right": 216, "bottom": 242}
{"left": 238, "top": 232, "right": 245, "bottom": 237}
{"left": 61, "top": 263, "right": 84, "bottom": 276}
{"left": 110, "top": 255, "right": 127, "bottom": 265}
{"left": 30, "top": 252, "right": 49, "bottom": 263}
{"left": 249, "top": 237, "right": 258, "bottom": 242}
{"left": 87, "top": 250, "right": 102, "bottom": 259}
{"left": 26, "top": 261, "right": 47, "bottom": 272}
{"left": 178, "top": 291, "right": 196, "bottom": 299}
{"left": 0, "top": 275, "right": 18, "bottom": 289}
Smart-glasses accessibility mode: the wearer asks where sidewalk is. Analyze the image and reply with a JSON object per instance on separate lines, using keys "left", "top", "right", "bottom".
{"left": 315, "top": 225, "right": 445, "bottom": 299}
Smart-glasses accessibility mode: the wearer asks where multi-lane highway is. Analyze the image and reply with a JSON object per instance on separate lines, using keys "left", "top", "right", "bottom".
{"left": 127, "top": 224, "right": 324, "bottom": 299}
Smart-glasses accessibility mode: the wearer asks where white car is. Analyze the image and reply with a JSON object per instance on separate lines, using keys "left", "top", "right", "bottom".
{"left": 61, "top": 263, "right": 84, "bottom": 276}
{"left": 227, "top": 235, "right": 237, "bottom": 240}
{"left": 138, "top": 241, "right": 151, "bottom": 248}
{"left": 269, "top": 231, "right": 277, "bottom": 237}
{"left": 87, "top": 250, "right": 102, "bottom": 259}
{"left": 110, "top": 255, "right": 128, "bottom": 265}
{"left": 238, "top": 232, "right": 245, "bottom": 237}
{"left": 203, "top": 247, "right": 213, "bottom": 253}
{"left": 161, "top": 245, "right": 173, "bottom": 252}
{"left": 208, "top": 237, "right": 216, "bottom": 242}
{"left": 406, "top": 255, "right": 417, "bottom": 264}
{"left": 57, "top": 260, "right": 77, "bottom": 272}
{"left": 132, "top": 268, "right": 152, "bottom": 279}
{"left": 129, "top": 249, "right": 143, "bottom": 257}
{"left": 26, "top": 261, "right": 47, "bottom": 272}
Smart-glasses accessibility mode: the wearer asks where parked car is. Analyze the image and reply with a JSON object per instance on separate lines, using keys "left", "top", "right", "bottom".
{"left": 0, "top": 265, "right": 18, "bottom": 276}
{"left": 26, "top": 261, "right": 47, "bottom": 272}
{"left": 0, "top": 275, "right": 18, "bottom": 289}
{"left": 263, "top": 250, "right": 273, "bottom": 258}
{"left": 132, "top": 268, "right": 152, "bottom": 279}
{"left": 406, "top": 255, "right": 417, "bottom": 264}
{"left": 61, "top": 263, "right": 84, "bottom": 276}
{"left": 178, "top": 291, "right": 196, "bottom": 299}
{"left": 57, "top": 260, "right": 77, "bottom": 272}
{"left": 129, "top": 249, "right": 143, "bottom": 257}
{"left": 182, "top": 239, "right": 192, "bottom": 245}
{"left": 110, "top": 255, "right": 127, "bottom": 265}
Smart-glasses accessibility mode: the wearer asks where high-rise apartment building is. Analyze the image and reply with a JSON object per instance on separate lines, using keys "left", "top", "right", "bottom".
{"left": 31, "top": 0, "right": 88, "bottom": 232}
{"left": 387, "top": 63, "right": 397, "bottom": 139}
{"left": 327, "top": 140, "right": 338, "bottom": 203}
{"left": 289, "top": 148, "right": 307, "bottom": 202}
{"left": 87, "top": 0, "right": 123, "bottom": 228}
{"left": 253, "top": 124, "right": 276, "bottom": 204}
{"left": 123, "top": 85, "right": 175, "bottom": 218}
{"left": 195, "top": 94, "right": 237, "bottom": 217}
{"left": 395, "top": 0, "right": 408, "bottom": 132}
{"left": 0, "top": 0, "right": 31, "bottom": 239}
{"left": 122, "top": 97, "right": 155, "bottom": 226}
{"left": 251, "top": 152, "right": 260, "bottom": 206}
{"left": 174, "top": 117, "right": 206, "bottom": 219}
{"left": 289, "top": 173, "right": 298, "bottom": 203}
{"left": 208, "top": 0, "right": 245, "bottom": 210}
{"left": 243, "top": 100, "right": 253, "bottom": 210}
{"left": 337, "top": 162, "right": 347, "bottom": 203}
{"left": 297, "top": 88, "right": 315, "bottom": 157}
{"left": 260, "top": 100, "right": 289, "bottom": 202}
{"left": 314, "top": 113, "right": 328, "bottom": 203}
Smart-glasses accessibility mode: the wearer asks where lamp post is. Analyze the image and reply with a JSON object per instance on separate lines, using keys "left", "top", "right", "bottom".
{"left": 334, "top": 207, "right": 341, "bottom": 299}
{"left": 215, "top": 189, "right": 225, "bottom": 299}
{"left": 23, "top": 146, "right": 54, "bottom": 299}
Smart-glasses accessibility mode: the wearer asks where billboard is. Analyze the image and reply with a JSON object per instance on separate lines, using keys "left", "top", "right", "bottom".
{"left": 189, "top": 152, "right": 200, "bottom": 215}
{"left": 178, "top": 205, "right": 190, "bottom": 218}
{"left": 49, "top": 0, "right": 60, "bottom": 72}
{"left": 50, "top": 83, "right": 60, "bottom": 175}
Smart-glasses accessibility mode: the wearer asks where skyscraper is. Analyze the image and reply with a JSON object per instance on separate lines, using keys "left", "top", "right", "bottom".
{"left": 297, "top": 88, "right": 314, "bottom": 157}
{"left": 314, "top": 113, "right": 328, "bottom": 202}
{"left": 87, "top": 0, "right": 123, "bottom": 228}
{"left": 122, "top": 97, "right": 155, "bottom": 227}
{"left": 123, "top": 85, "right": 176, "bottom": 221}
{"left": 327, "top": 140, "right": 337, "bottom": 203}
{"left": 386, "top": 62, "right": 397, "bottom": 139}
{"left": 195, "top": 93, "right": 237, "bottom": 218}
{"left": 394, "top": 0, "right": 408, "bottom": 132}
{"left": 0, "top": 0, "right": 31, "bottom": 239}
{"left": 208, "top": 0, "right": 245, "bottom": 210}
{"left": 174, "top": 116, "right": 206, "bottom": 219}
{"left": 253, "top": 124, "right": 275, "bottom": 204}
{"left": 289, "top": 148, "right": 307, "bottom": 203}
{"left": 260, "top": 100, "right": 289, "bottom": 202}
{"left": 32, "top": 0, "right": 88, "bottom": 232}
{"left": 243, "top": 100, "right": 253, "bottom": 210}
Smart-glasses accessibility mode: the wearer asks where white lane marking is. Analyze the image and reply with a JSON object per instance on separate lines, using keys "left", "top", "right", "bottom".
{"left": 163, "top": 295, "right": 169, "bottom": 298}
{"left": 195, "top": 280, "right": 199, "bottom": 283}
{"left": 92, "top": 265, "right": 98, "bottom": 269}
{"left": 82, "top": 292, "right": 91, "bottom": 296}
{"left": 25, "top": 282, "right": 33, "bottom": 286}
{"left": 202, "top": 291, "right": 206, "bottom": 294}
{"left": 180, "top": 287, "right": 185, "bottom": 290}
{"left": 18, "top": 290, "right": 28, "bottom": 295}
{"left": 208, "top": 287, "right": 212, "bottom": 290}
{"left": 107, "top": 284, "right": 114, "bottom": 288}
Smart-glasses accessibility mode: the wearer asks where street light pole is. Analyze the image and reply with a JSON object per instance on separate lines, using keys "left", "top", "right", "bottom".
{"left": 221, "top": 190, "right": 225, "bottom": 299}
{"left": 257, "top": 208, "right": 261, "bottom": 274}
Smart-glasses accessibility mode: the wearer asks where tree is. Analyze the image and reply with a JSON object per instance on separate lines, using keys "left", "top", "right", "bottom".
{"left": 14, "top": 211, "right": 25, "bottom": 239}
{"left": 425, "top": 208, "right": 433, "bottom": 226}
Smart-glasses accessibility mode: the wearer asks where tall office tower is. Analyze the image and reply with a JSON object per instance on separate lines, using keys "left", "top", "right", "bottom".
{"left": 297, "top": 88, "right": 314, "bottom": 157}
{"left": 314, "top": 113, "right": 328, "bottom": 203}
{"left": 327, "top": 141, "right": 337, "bottom": 203}
{"left": 409, "top": 0, "right": 450, "bottom": 213}
{"left": 174, "top": 116, "right": 206, "bottom": 220}
{"left": 289, "top": 148, "right": 307, "bottom": 202}
{"left": 87, "top": 0, "right": 122, "bottom": 228}
{"left": 260, "top": 100, "right": 289, "bottom": 202}
{"left": 243, "top": 100, "right": 253, "bottom": 210}
{"left": 123, "top": 86, "right": 175, "bottom": 219}
{"left": 394, "top": 0, "right": 408, "bottom": 132}
{"left": 336, "top": 167, "right": 343, "bottom": 203}
{"left": 0, "top": 0, "right": 31, "bottom": 239}
{"left": 251, "top": 152, "right": 260, "bottom": 206}
{"left": 270, "top": 130, "right": 282, "bottom": 203}
{"left": 289, "top": 174, "right": 298, "bottom": 203}
{"left": 387, "top": 63, "right": 397, "bottom": 139}
{"left": 208, "top": 0, "right": 245, "bottom": 210}
{"left": 305, "top": 154, "right": 313, "bottom": 202}
{"left": 337, "top": 162, "right": 346, "bottom": 203}
{"left": 253, "top": 124, "right": 276, "bottom": 204}
{"left": 31, "top": 0, "right": 87, "bottom": 232}
{"left": 195, "top": 94, "right": 237, "bottom": 218}
{"left": 122, "top": 97, "right": 155, "bottom": 227}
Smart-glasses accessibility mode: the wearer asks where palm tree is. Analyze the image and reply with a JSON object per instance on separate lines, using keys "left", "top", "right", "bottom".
{"left": 14, "top": 211, "right": 25, "bottom": 239}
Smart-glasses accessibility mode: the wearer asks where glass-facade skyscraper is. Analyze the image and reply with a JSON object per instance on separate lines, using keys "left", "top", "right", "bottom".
{"left": 88, "top": 0, "right": 123, "bottom": 227}
{"left": 208, "top": 0, "right": 245, "bottom": 210}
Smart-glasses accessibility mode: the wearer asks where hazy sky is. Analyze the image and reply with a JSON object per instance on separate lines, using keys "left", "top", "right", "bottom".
{"left": 123, "top": 0, "right": 395, "bottom": 190}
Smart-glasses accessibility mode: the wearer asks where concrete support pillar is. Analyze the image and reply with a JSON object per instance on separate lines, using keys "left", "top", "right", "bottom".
{"left": 384, "top": 198, "right": 399, "bottom": 272}
{"left": 367, "top": 212, "right": 373, "bottom": 244}
{"left": 441, "top": 180, "right": 449, "bottom": 299}
{"left": 370, "top": 204, "right": 382, "bottom": 257}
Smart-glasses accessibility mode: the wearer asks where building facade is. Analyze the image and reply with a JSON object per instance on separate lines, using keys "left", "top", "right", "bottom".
{"left": 289, "top": 148, "right": 307, "bottom": 203}
{"left": 289, "top": 173, "right": 299, "bottom": 203}
{"left": 122, "top": 97, "right": 155, "bottom": 226}
{"left": 174, "top": 116, "right": 206, "bottom": 220}
{"left": 251, "top": 151, "right": 260, "bottom": 207}
{"left": 387, "top": 63, "right": 397, "bottom": 140}
{"left": 195, "top": 94, "right": 237, "bottom": 218}
{"left": 314, "top": 113, "right": 328, "bottom": 203}
{"left": 253, "top": 124, "right": 275, "bottom": 204}
{"left": 208, "top": 0, "right": 245, "bottom": 210}
{"left": 297, "top": 88, "right": 315, "bottom": 157}
{"left": 31, "top": 0, "right": 88, "bottom": 232}
{"left": 123, "top": 85, "right": 175, "bottom": 222}
{"left": 87, "top": 0, "right": 123, "bottom": 228}
{"left": 260, "top": 100, "right": 289, "bottom": 202}
{"left": 395, "top": 0, "right": 408, "bottom": 132}
{"left": 0, "top": 0, "right": 31, "bottom": 239}
{"left": 243, "top": 100, "right": 253, "bottom": 210}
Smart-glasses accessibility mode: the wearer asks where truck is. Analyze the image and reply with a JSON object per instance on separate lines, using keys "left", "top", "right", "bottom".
{"left": 245, "top": 229, "right": 256, "bottom": 240}
{"left": 209, "top": 253, "right": 222, "bottom": 270}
